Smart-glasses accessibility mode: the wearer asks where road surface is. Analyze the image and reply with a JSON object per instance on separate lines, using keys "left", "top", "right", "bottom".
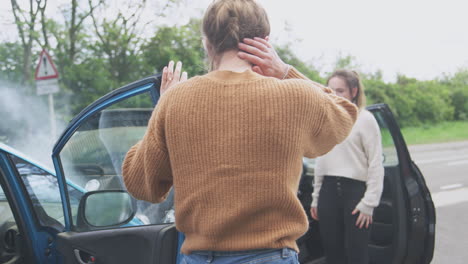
{"left": 409, "top": 140, "right": 468, "bottom": 264}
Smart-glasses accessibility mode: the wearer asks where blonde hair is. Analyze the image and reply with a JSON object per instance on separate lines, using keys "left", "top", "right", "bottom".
{"left": 327, "top": 69, "right": 367, "bottom": 109}
{"left": 202, "top": 0, "right": 270, "bottom": 69}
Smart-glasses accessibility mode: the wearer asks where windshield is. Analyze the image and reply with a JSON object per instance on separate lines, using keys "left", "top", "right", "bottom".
{"left": 8, "top": 154, "right": 83, "bottom": 228}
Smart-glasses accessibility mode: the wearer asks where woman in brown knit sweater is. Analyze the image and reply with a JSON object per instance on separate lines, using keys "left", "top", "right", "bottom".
{"left": 122, "top": 0, "right": 358, "bottom": 263}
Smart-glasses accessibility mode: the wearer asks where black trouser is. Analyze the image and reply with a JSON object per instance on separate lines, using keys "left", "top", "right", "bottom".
{"left": 317, "top": 176, "right": 370, "bottom": 264}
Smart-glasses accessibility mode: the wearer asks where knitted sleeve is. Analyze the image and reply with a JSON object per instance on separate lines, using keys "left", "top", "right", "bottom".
{"left": 284, "top": 66, "right": 358, "bottom": 157}
{"left": 356, "top": 112, "right": 385, "bottom": 215}
{"left": 308, "top": 91, "right": 357, "bottom": 157}
{"left": 122, "top": 95, "right": 173, "bottom": 203}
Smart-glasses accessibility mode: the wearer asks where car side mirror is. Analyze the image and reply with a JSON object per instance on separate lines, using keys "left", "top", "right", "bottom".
{"left": 76, "top": 190, "right": 135, "bottom": 231}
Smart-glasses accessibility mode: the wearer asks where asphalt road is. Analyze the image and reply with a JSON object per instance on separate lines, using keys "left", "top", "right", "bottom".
{"left": 408, "top": 140, "right": 468, "bottom": 264}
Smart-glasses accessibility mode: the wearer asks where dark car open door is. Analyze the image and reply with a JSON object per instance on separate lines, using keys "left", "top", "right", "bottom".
{"left": 51, "top": 76, "right": 182, "bottom": 264}
{"left": 297, "top": 104, "right": 435, "bottom": 264}
{"left": 367, "top": 104, "right": 435, "bottom": 264}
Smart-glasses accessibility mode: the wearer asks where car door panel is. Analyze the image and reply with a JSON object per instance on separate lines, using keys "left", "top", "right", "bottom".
{"left": 410, "top": 161, "right": 436, "bottom": 264}
{"left": 403, "top": 170, "right": 431, "bottom": 264}
{"left": 369, "top": 166, "right": 407, "bottom": 264}
{"left": 57, "top": 224, "right": 178, "bottom": 264}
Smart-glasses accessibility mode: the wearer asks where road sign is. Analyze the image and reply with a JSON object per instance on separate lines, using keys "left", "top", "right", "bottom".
{"left": 35, "top": 49, "right": 59, "bottom": 95}
{"left": 36, "top": 79, "right": 60, "bottom": 96}
{"left": 35, "top": 49, "right": 59, "bottom": 81}
{"left": 34, "top": 49, "right": 59, "bottom": 140}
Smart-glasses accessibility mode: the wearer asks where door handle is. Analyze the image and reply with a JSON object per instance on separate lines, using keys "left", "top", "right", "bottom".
{"left": 74, "top": 249, "right": 96, "bottom": 264}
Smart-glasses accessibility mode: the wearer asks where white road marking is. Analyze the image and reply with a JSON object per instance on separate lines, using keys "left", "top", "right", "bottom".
{"left": 440, "top": 183, "right": 463, "bottom": 191}
{"left": 415, "top": 155, "right": 468, "bottom": 165}
{"left": 447, "top": 160, "right": 468, "bottom": 166}
{"left": 432, "top": 187, "right": 468, "bottom": 208}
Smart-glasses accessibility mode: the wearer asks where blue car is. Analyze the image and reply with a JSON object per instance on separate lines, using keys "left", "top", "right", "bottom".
{"left": 0, "top": 75, "right": 435, "bottom": 264}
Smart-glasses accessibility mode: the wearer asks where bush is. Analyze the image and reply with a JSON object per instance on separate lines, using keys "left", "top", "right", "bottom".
{"left": 364, "top": 75, "right": 456, "bottom": 127}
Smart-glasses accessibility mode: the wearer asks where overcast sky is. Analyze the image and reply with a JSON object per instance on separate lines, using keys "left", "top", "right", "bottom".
{"left": 1, "top": 0, "right": 468, "bottom": 82}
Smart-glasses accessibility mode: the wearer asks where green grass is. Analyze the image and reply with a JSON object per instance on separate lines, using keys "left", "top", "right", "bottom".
{"left": 401, "top": 121, "right": 468, "bottom": 145}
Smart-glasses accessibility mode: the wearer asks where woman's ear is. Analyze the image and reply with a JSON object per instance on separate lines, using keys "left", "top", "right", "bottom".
{"left": 202, "top": 37, "right": 209, "bottom": 52}
{"left": 203, "top": 38, "right": 214, "bottom": 57}
{"left": 265, "top": 36, "right": 270, "bottom": 42}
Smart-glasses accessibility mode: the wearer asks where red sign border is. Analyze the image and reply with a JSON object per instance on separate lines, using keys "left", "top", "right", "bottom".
{"left": 34, "top": 49, "right": 59, "bottom": 81}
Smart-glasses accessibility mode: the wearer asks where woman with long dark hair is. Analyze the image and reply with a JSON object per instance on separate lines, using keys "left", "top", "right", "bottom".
{"left": 310, "top": 70, "right": 385, "bottom": 264}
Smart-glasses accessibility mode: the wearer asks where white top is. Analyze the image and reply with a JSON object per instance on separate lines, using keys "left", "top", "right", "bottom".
{"left": 311, "top": 109, "right": 384, "bottom": 215}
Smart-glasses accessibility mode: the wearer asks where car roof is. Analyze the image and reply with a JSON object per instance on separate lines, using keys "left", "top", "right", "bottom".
{"left": 0, "top": 142, "right": 56, "bottom": 176}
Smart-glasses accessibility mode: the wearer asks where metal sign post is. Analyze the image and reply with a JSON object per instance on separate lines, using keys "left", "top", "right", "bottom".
{"left": 35, "top": 49, "right": 60, "bottom": 140}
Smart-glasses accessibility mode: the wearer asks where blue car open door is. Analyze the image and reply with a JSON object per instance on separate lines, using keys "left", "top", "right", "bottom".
{"left": 51, "top": 76, "right": 182, "bottom": 264}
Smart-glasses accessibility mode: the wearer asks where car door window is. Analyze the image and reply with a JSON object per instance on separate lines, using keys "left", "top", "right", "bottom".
{"left": 372, "top": 111, "right": 399, "bottom": 166}
{"left": 0, "top": 184, "right": 20, "bottom": 263}
{"left": 58, "top": 91, "right": 174, "bottom": 231}
{"left": 8, "top": 155, "right": 82, "bottom": 228}
{"left": 0, "top": 184, "right": 15, "bottom": 231}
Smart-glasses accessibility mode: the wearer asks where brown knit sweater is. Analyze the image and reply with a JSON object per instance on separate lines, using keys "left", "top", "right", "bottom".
{"left": 122, "top": 67, "right": 357, "bottom": 254}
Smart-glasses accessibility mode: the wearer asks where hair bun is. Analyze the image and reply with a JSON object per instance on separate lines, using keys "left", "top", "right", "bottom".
{"left": 203, "top": 0, "right": 270, "bottom": 55}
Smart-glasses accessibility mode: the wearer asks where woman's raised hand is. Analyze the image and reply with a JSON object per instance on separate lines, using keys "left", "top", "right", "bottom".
{"left": 237, "top": 37, "right": 289, "bottom": 79}
{"left": 160, "top": 61, "right": 188, "bottom": 95}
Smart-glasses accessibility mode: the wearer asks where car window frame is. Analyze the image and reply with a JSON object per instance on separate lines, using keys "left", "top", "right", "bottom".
{"left": 0, "top": 152, "right": 39, "bottom": 263}
{"left": 52, "top": 76, "right": 161, "bottom": 231}
{"left": 6, "top": 154, "right": 67, "bottom": 232}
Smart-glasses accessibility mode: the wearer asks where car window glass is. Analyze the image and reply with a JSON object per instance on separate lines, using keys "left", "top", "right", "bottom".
{"left": 58, "top": 91, "right": 175, "bottom": 231}
{"left": 0, "top": 183, "right": 20, "bottom": 263}
{"left": 8, "top": 155, "right": 82, "bottom": 228}
{"left": 0, "top": 184, "right": 16, "bottom": 231}
{"left": 372, "top": 111, "right": 399, "bottom": 166}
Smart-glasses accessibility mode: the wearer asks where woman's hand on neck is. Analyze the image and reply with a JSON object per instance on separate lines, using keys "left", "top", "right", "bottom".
{"left": 215, "top": 50, "right": 252, "bottom": 73}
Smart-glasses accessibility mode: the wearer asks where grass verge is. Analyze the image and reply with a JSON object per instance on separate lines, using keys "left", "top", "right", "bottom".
{"left": 401, "top": 121, "right": 468, "bottom": 145}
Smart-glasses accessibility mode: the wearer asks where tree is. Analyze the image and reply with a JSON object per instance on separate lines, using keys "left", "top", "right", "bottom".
{"left": 333, "top": 53, "right": 360, "bottom": 71}
{"left": 141, "top": 19, "right": 206, "bottom": 78}
{"left": 383, "top": 76, "right": 455, "bottom": 126}
{"left": 0, "top": 42, "right": 24, "bottom": 83}
{"left": 67, "top": 0, "right": 103, "bottom": 62}
{"left": 87, "top": 0, "right": 185, "bottom": 84}
{"left": 363, "top": 79, "right": 393, "bottom": 106}
{"left": 276, "top": 45, "right": 324, "bottom": 83}
{"left": 441, "top": 69, "right": 468, "bottom": 120}
{"left": 10, "top": 0, "right": 47, "bottom": 88}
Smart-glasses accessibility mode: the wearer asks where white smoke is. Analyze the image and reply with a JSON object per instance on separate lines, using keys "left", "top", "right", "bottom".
{"left": 0, "top": 81, "right": 66, "bottom": 168}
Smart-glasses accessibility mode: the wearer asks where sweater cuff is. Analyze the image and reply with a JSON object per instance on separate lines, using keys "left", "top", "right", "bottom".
{"left": 356, "top": 201, "right": 375, "bottom": 216}
{"left": 311, "top": 198, "right": 318, "bottom": 208}
{"left": 284, "top": 66, "right": 308, "bottom": 80}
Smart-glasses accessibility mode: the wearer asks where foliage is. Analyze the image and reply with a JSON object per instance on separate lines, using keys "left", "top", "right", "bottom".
{"left": 0, "top": 0, "right": 467, "bottom": 143}
{"left": 276, "top": 45, "right": 324, "bottom": 83}
{"left": 141, "top": 18, "right": 206, "bottom": 78}
{"left": 442, "top": 69, "right": 468, "bottom": 120}
{"left": 0, "top": 42, "right": 24, "bottom": 83}
{"left": 331, "top": 55, "right": 467, "bottom": 127}
{"left": 401, "top": 121, "right": 468, "bottom": 145}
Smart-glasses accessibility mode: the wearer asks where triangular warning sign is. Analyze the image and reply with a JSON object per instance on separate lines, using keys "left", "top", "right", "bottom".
{"left": 35, "top": 49, "right": 59, "bottom": 81}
